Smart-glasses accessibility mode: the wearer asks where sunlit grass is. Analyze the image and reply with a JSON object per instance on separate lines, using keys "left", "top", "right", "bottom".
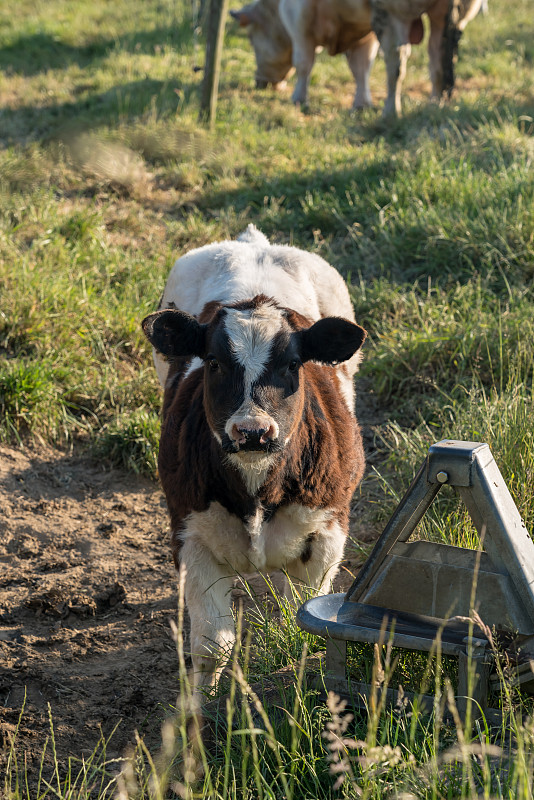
{"left": 372, "top": 371, "right": 534, "bottom": 548}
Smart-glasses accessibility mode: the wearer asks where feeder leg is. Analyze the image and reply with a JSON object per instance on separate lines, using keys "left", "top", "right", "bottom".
{"left": 326, "top": 637, "right": 347, "bottom": 689}
{"left": 457, "top": 646, "right": 491, "bottom": 724}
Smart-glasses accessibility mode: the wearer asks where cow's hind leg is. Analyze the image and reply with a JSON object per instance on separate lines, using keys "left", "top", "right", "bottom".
{"left": 346, "top": 33, "right": 379, "bottom": 110}
{"left": 181, "top": 537, "right": 235, "bottom": 695}
{"left": 427, "top": 15, "right": 445, "bottom": 99}
{"left": 427, "top": 0, "right": 453, "bottom": 99}
{"left": 283, "top": 519, "right": 346, "bottom": 605}
{"left": 374, "top": 13, "right": 411, "bottom": 118}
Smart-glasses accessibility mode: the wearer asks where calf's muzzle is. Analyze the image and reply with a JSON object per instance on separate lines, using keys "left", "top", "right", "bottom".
{"left": 223, "top": 412, "right": 280, "bottom": 453}
{"left": 232, "top": 421, "right": 278, "bottom": 447}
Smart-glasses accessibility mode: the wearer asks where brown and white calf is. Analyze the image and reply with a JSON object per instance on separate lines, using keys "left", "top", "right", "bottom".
{"left": 142, "top": 225, "right": 366, "bottom": 693}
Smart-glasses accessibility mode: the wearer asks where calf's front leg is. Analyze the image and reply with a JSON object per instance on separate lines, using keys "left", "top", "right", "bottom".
{"left": 181, "top": 537, "right": 235, "bottom": 694}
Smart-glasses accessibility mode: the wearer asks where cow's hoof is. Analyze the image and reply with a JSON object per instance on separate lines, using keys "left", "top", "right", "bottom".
{"left": 381, "top": 105, "right": 399, "bottom": 120}
{"left": 430, "top": 92, "right": 447, "bottom": 107}
{"left": 292, "top": 99, "right": 310, "bottom": 113}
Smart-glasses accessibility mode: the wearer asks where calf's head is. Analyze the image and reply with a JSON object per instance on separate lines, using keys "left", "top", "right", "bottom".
{"left": 230, "top": 0, "right": 293, "bottom": 89}
{"left": 143, "top": 296, "right": 365, "bottom": 460}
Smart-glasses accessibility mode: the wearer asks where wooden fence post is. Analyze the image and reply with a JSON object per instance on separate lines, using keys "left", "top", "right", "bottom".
{"left": 198, "top": 0, "right": 229, "bottom": 127}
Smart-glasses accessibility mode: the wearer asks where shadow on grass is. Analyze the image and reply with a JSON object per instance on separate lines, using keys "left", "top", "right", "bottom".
{"left": 0, "top": 21, "right": 196, "bottom": 77}
{"left": 1, "top": 77, "right": 197, "bottom": 146}
{"left": 0, "top": 18, "right": 201, "bottom": 145}
{"left": 487, "top": 28, "right": 534, "bottom": 64}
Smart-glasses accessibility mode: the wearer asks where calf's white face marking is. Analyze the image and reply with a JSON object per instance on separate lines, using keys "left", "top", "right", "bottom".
{"left": 223, "top": 302, "right": 283, "bottom": 446}
{"left": 224, "top": 302, "right": 283, "bottom": 393}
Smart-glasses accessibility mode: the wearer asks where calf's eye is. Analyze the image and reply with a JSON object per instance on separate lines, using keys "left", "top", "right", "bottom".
{"left": 207, "top": 357, "right": 219, "bottom": 372}
{"left": 288, "top": 360, "right": 300, "bottom": 373}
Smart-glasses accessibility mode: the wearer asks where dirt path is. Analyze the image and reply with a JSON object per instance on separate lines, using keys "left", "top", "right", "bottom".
{"left": 0, "top": 384, "right": 384, "bottom": 783}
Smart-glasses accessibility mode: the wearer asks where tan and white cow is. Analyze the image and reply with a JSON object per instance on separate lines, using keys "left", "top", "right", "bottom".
{"left": 231, "top": 0, "right": 483, "bottom": 116}
{"left": 231, "top": 0, "right": 379, "bottom": 109}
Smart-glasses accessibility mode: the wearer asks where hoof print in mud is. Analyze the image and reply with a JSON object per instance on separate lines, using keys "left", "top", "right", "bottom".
{"left": 25, "top": 582, "right": 127, "bottom": 618}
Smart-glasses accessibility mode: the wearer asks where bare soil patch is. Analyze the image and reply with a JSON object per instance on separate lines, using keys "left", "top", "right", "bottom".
{"left": 0, "top": 444, "right": 178, "bottom": 779}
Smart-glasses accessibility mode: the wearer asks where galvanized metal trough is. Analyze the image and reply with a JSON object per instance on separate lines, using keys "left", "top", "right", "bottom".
{"left": 296, "top": 440, "right": 534, "bottom": 719}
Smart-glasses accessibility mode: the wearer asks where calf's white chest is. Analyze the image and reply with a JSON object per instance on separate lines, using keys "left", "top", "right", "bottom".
{"left": 182, "top": 502, "right": 333, "bottom": 573}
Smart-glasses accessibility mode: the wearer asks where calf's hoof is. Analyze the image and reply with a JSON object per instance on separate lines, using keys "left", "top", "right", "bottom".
{"left": 191, "top": 659, "right": 222, "bottom": 699}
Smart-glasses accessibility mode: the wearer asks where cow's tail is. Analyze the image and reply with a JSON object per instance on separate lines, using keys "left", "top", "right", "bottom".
{"left": 441, "top": 0, "right": 463, "bottom": 98}
{"left": 237, "top": 224, "right": 270, "bottom": 246}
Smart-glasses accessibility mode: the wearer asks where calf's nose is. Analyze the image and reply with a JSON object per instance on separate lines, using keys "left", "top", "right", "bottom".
{"left": 231, "top": 422, "right": 277, "bottom": 445}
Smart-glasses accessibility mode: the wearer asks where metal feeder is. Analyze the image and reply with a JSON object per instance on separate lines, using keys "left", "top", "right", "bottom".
{"left": 297, "top": 440, "right": 534, "bottom": 718}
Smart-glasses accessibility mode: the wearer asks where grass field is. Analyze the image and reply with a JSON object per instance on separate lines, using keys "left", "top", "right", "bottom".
{"left": 1, "top": 0, "right": 534, "bottom": 797}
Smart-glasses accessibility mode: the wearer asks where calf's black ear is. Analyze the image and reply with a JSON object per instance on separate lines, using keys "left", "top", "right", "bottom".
{"left": 298, "top": 317, "right": 367, "bottom": 365}
{"left": 142, "top": 309, "right": 206, "bottom": 358}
